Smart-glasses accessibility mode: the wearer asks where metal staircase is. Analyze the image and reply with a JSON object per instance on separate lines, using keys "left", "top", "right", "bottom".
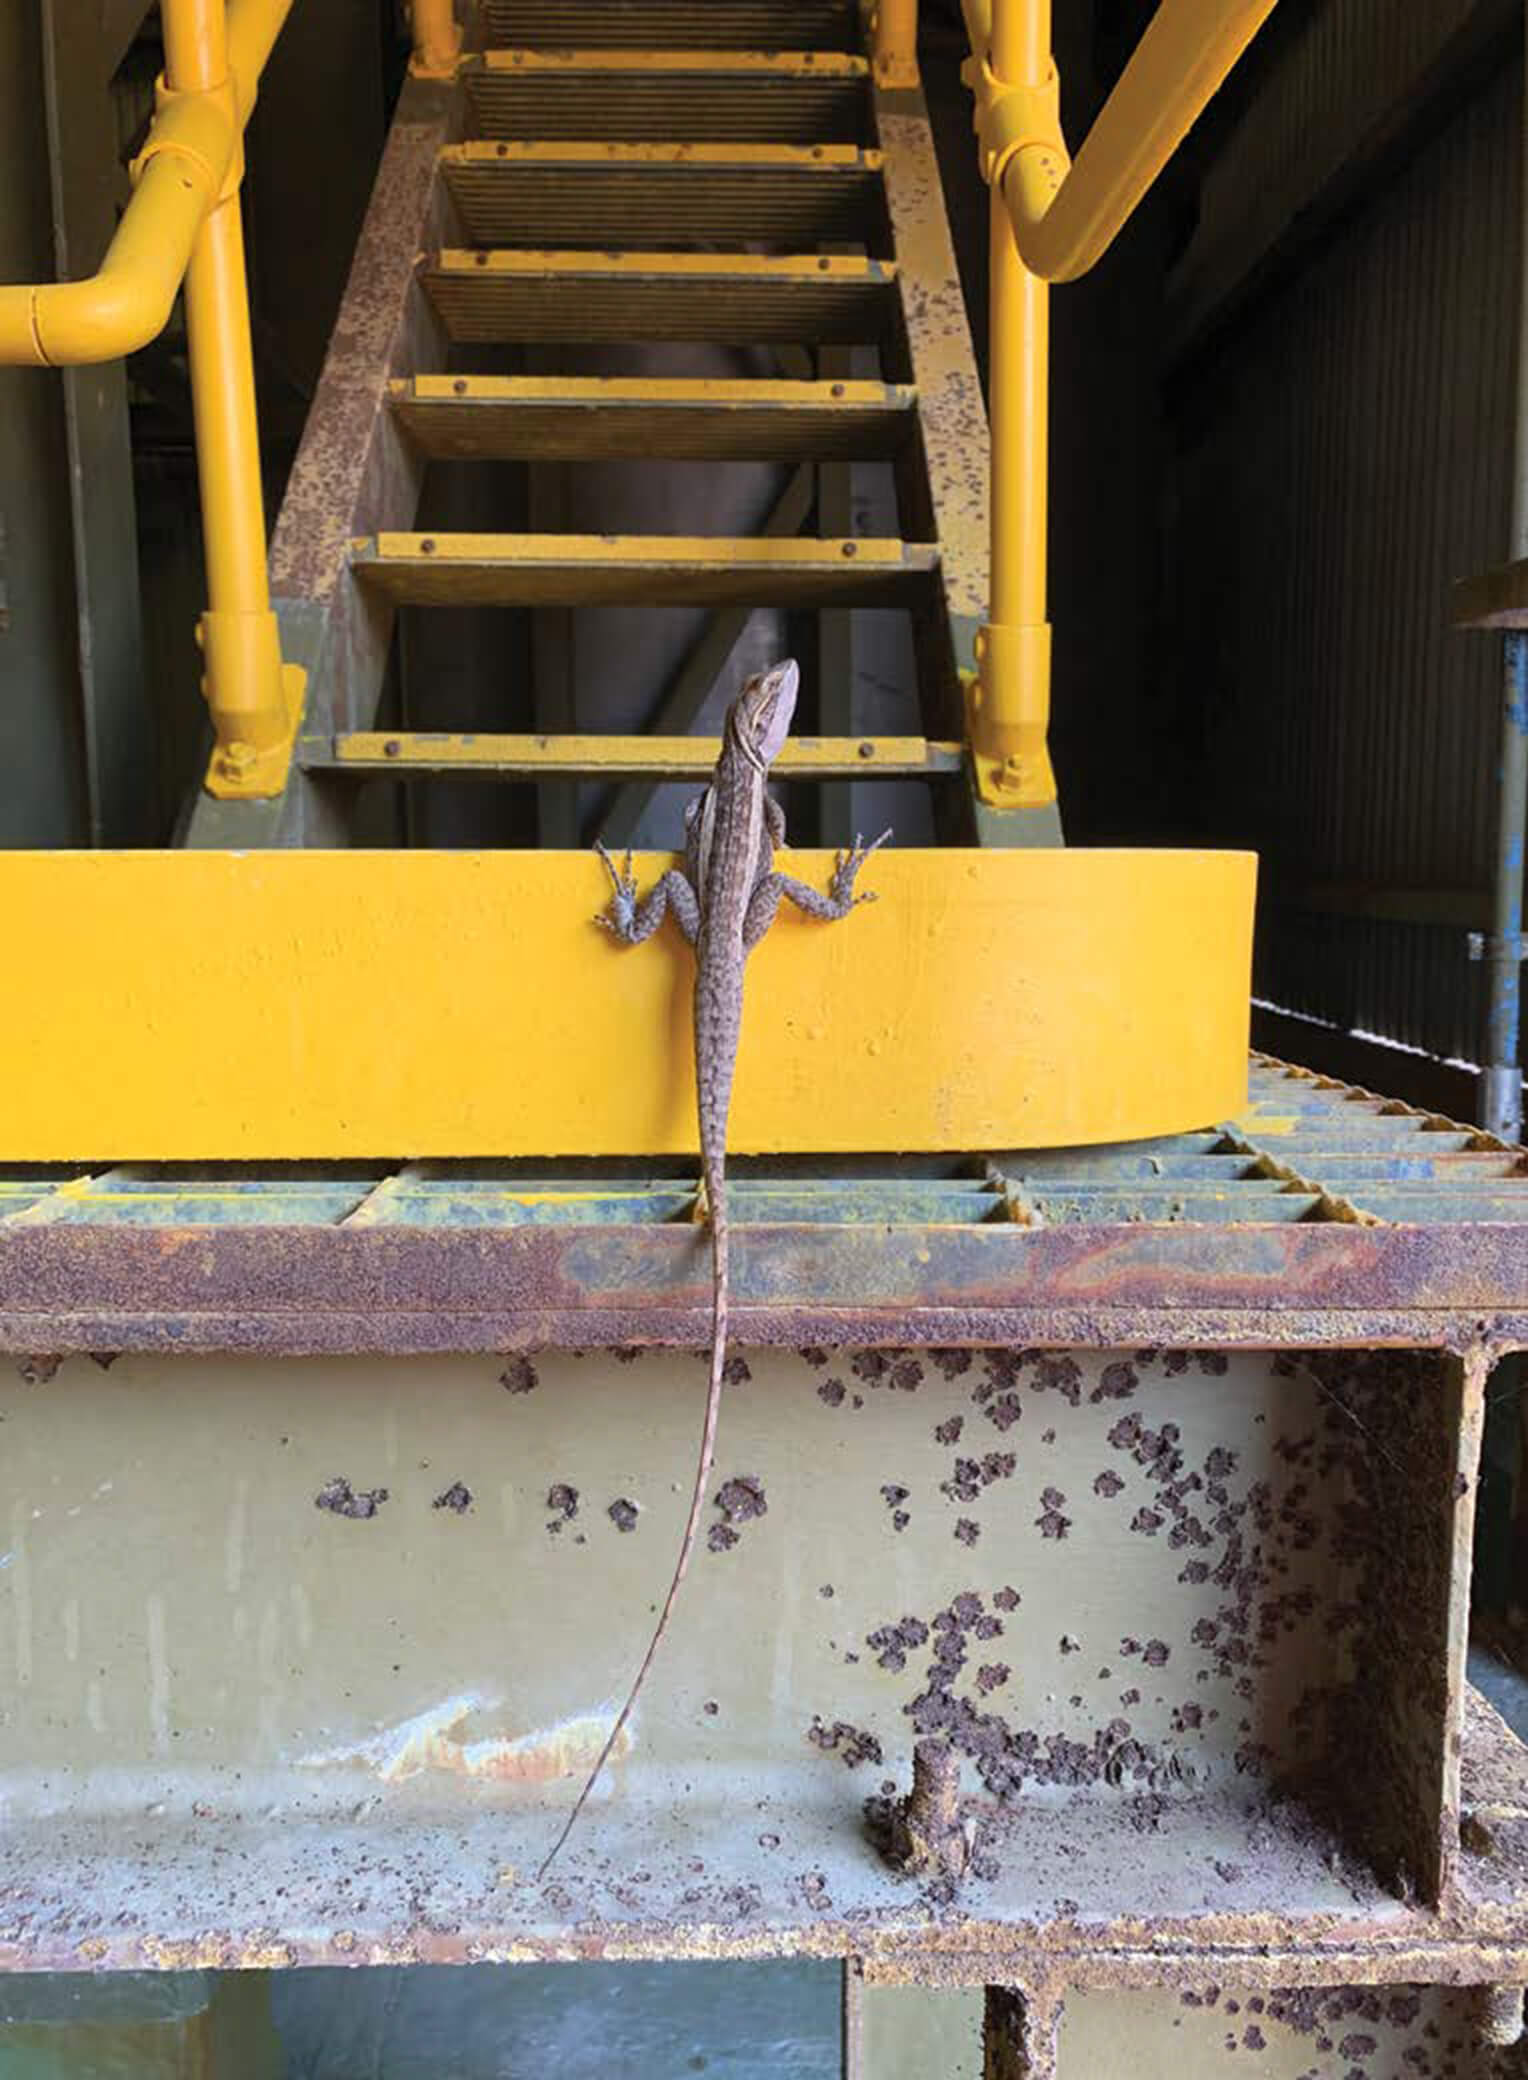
{"left": 188, "top": 0, "right": 1002, "bottom": 850}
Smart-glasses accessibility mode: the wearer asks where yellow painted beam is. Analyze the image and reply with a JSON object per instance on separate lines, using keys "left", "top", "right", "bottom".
{"left": 0, "top": 850, "right": 1254, "bottom": 1160}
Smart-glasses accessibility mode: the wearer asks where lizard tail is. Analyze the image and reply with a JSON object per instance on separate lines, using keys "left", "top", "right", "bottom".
{"left": 537, "top": 1184, "right": 729, "bottom": 1879}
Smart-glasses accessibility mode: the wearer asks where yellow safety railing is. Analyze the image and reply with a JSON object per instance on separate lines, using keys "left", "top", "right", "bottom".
{"left": 876, "top": 0, "right": 1280, "bottom": 809}
{"left": 0, "top": 0, "right": 459, "bottom": 801}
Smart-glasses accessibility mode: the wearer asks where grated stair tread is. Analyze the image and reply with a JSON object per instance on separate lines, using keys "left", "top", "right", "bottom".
{"left": 348, "top": 531, "right": 941, "bottom": 607}
{"left": 388, "top": 374, "right": 917, "bottom": 461}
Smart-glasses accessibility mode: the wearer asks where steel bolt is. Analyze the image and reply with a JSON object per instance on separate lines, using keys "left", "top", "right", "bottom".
{"left": 221, "top": 740, "right": 256, "bottom": 774}
{"left": 842, "top": 540, "right": 858, "bottom": 557}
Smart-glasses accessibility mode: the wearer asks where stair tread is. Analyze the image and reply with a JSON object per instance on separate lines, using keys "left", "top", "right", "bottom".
{"left": 388, "top": 375, "right": 917, "bottom": 460}
{"left": 350, "top": 532, "right": 940, "bottom": 607}
{"left": 423, "top": 249, "right": 900, "bottom": 345}
{"left": 308, "top": 732, "right": 962, "bottom": 778}
{"left": 444, "top": 140, "right": 878, "bottom": 166}
{"left": 440, "top": 142, "right": 887, "bottom": 251}
{"left": 465, "top": 48, "right": 872, "bottom": 143}
{"left": 473, "top": 48, "right": 870, "bottom": 74}
{"left": 481, "top": 0, "right": 860, "bottom": 51}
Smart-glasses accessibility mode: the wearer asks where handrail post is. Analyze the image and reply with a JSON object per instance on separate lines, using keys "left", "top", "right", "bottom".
{"left": 171, "top": 0, "right": 303, "bottom": 798}
{"left": 968, "top": 0, "right": 1057, "bottom": 810}
{"left": 872, "top": 0, "right": 919, "bottom": 88}
{"left": 409, "top": 0, "right": 462, "bottom": 79}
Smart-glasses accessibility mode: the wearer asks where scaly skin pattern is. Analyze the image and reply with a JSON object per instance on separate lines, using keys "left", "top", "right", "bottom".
{"left": 538, "top": 659, "right": 889, "bottom": 1875}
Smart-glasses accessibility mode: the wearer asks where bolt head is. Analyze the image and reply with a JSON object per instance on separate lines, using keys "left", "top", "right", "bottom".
{"left": 222, "top": 740, "right": 256, "bottom": 774}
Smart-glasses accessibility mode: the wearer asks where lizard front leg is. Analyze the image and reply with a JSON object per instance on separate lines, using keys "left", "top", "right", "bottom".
{"left": 744, "top": 828, "right": 891, "bottom": 946}
{"left": 595, "top": 843, "right": 701, "bottom": 947}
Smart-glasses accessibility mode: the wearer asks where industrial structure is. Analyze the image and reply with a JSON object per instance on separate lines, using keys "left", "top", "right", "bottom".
{"left": 1, "top": 0, "right": 1527, "bottom": 2071}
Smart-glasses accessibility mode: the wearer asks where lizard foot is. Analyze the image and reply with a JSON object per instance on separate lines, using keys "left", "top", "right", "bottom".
{"left": 830, "top": 828, "right": 892, "bottom": 909}
{"left": 594, "top": 841, "right": 639, "bottom": 935}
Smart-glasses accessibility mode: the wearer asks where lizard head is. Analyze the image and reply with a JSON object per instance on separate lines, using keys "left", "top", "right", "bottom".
{"left": 730, "top": 658, "right": 799, "bottom": 772}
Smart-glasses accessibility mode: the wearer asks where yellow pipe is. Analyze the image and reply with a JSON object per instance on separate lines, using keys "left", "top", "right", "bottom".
{"left": 993, "top": 0, "right": 1281, "bottom": 283}
{"left": 0, "top": 0, "right": 290, "bottom": 368}
{"left": 872, "top": 0, "right": 918, "bottom": 87}
{"left": 965, "top": 0, "right": 1277, "bottom": 805}
{"left": 967, "top": 0, "right": 1055, "bottom": 809}
{"left": 409, "top": 0, "right": 461, "bottom": 77}
{"left": 171, "top": 0, "right": 301, "bottom": 793}
{"left": 0, "top": 0, "right": 301, "bottom": 794}
{"left": 227, "top": 0, "right": 294, "bottom": 113}
{"left": 0, "top": 153, "right": 215, "bottom": 366}
{"left": 183, "top": 192, "right": 295, "bottom": 777}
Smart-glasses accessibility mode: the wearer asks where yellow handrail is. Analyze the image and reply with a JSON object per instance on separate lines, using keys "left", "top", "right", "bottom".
{"left": 871, "top": 0, "right": 919, "bottom": 87}
{"left": 0, "top": 0, "right": 457, "bottom": 800}
{"left": 984, "top": 0, "right": 1281, "bottom": 285}
{"left": 0, "top": 0, "right": 307, "bottom": 798}
{"left": 409, "top": 0, "right": 463, "bottom": 78}
{"left": 963, "top": 0, "right": 1279, "bottom": 808}
{"left": 0, "top": 0, "right": 291, "bottom": 369}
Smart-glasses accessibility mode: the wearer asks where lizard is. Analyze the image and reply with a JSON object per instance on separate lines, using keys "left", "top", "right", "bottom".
{"left": 537, "top": 657, "right": 889, "bottom": 1877}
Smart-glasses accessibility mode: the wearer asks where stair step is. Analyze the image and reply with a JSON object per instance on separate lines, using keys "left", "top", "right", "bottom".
{"left": 439, "top": 142, "right": 887, "bottom": 251}
{"left": 349, "top": 533, "right": 940, "bottom": 607}
{"left": 307, "top": 733, "right": 963, "bottom": 779}
{"left": 423, "top": 250, "right": 900, "bottom": 344}
{"left": 482, "top": 0, "right": 860, "bottom": 51}
{"left": 465, "top": 50, "right": 871, "bottom": 144}
{"left": 388, "top": 376, "right": 917, "bottom": 460}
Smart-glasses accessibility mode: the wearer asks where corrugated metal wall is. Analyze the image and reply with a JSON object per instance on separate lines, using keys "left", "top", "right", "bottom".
{"left": 1164, "top": 1, "right": 1521, "bottom": 1073}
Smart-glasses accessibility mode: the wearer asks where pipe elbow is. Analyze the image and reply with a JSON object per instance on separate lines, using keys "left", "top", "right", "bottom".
{"left": 33, "top": 269, "right": 176, "bottom": 365}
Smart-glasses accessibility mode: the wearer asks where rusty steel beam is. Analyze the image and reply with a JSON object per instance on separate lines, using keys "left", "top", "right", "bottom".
{"left": 2, "top": 1221, "right": 1528, "bottom": 1357}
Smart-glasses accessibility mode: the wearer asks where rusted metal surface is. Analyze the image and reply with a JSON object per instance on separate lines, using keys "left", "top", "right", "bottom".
{"left": 0, "top": 1342, "right": 1520, "bottom": 1987}
{"left": 985, "top": 1987, "right": 1061, "bottom": 2079}
{"left": 1060, "top": 1980, "right": 1527, "bottom": 2075}
{"left": 2, "top": 1223, "right": 1528, "bottom": 1357}
{"left": 3, "top": 1065, "right": 1526, "bottom": 1356}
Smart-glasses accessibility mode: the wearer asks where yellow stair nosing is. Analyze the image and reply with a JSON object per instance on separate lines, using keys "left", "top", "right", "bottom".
{"left": 429, "top": 248, "right": 896, "bottom": 280}
{"left": 395, "top": 375, "right": 914, "bottom": 408}
{"left": 361, "top": 532, "right": 927, "bottom": 567}
{"left": 320, "top": 732, "right": 962, "bottom": 776}
{"left": 441, "top": 140, "right": 881, "bottom": 169}
{"left": 472, "top": 48, "right": 870, "bottom": 77}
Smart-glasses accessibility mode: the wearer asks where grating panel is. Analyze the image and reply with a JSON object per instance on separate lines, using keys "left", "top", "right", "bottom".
{"left": 440, "top": 143, "right": 889, "bottom": 252}
{"left": 388, "top": 375, "right": 917, "bottom": 462}
{"left": 481, "top": 0, "right": 860, "bottom": 50}
{"left": 465, "top": 50, "right": 872, "bottom": 144}
{"left": 422, "top": 250, "right": 900, "bottom": 345}
{"left": 5, "top": 1059, "right": 1524, "bottom": 1233}
{"left": 349, "top": 532, "right": 942, "bottom": 608}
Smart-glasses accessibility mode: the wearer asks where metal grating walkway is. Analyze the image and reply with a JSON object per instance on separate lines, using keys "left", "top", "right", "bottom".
{"left": 1, "top": 1060, "right": 1522, "bottom": 1231}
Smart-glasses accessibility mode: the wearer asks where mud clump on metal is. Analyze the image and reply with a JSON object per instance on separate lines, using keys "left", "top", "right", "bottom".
{"left": 807, "top": 1715, "right": 883, "bottom": 1767}
{"left": 499, "top": 1356, "right": 538, "bottom": 1394}
{"left": 432, "top": 1481, "right": 472, "bottom": 1512}
{"left": 545, "top": 1481, "right": 579, "bottom": 1533}
{"left": 708, "top": 1472, "right": 767, "bottom": 1554}
{"left": 607, "top": 1497, "right": 639, "bottom": 1532}
{"left": 315, "top": 1475, "right": 389, "bottom": 1520}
